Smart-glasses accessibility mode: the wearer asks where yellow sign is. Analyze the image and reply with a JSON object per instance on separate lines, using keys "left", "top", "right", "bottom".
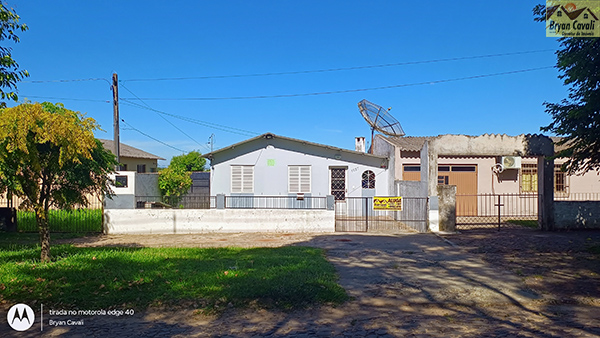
{"left": 546, "top": 1, "right": 600, "bottom": 37}
{"left": 373, "top": 197, "right": 403, "bottom": 211}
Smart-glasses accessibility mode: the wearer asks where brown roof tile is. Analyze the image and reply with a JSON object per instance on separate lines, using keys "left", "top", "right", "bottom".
{"left": 98, "top": 139, "right": 166, "bottom": 160}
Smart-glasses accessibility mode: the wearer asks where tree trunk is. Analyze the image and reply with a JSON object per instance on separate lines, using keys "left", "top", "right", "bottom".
{"left": 36, "top": 207, "right": 51, "bottom": 263}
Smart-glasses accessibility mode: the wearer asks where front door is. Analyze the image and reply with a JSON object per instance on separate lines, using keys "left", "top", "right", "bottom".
{"left": 330, "top": 168, "right": 346, "bottom": 200}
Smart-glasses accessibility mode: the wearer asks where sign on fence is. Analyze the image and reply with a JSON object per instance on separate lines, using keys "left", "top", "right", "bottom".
{"left": 373, "top": 197, "right": 403, "bottom": 211}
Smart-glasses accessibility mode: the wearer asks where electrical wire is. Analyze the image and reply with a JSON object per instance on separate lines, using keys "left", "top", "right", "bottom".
{"left": 121, "top": 66, "right": 555, "bottom": 101}
{"left": 18, "top": 95, "right": 110, "bottom": 103}
{"left": 122, "top": 49, "right": 554, "bottom": 82}
{"left": 120, "top": 99, "right": 259, "bottom": 137}
{"left": 21, "top": 78, "right": 110, "bottom": 84}
{"left": 119, "top": 83, "right": 210, "bottom": 151}
{"left": 120, "top": 118, "right": 187, "bottom": 153}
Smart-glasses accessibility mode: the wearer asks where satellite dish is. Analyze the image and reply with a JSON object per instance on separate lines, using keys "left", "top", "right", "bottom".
{"left": 358, "top": 99, "right": 405, "bottom": 153}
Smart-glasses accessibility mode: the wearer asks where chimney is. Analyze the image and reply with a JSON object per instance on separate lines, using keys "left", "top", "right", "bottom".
{"left": 355, "top": 137, "right": 366, "bottom": 152}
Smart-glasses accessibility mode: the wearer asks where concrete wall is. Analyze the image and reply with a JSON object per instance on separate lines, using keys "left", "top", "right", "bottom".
{"left": 104, "top": 209, "right": 335, "bottom": 234}
{"left": 135, "top": 173, "right": 160, "bottom": 197}
{"left": 437, "top": 185, "right": 456, "bottom": 232}
{"left": 105, "top": 171, "right": 136, "bottom": 209}
{"left": 210, "top": 137, "right": 390, "bottom": 197}
{"left": 554, "top": 201, "right": 600, "bottom": 229}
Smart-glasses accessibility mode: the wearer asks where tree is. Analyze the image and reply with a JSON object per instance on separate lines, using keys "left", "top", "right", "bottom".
{"left": 169, "top": 150, "right": 206, "bottom": 172}
{"left": 0, "top": 4, "right": 29, "bottom": 105}
{"left": 534, "top": 5, "right": 600, "bottom": 174}
{"left": 0, "top": 102, "right": 116, "bottom": 262}
{"left": 158, "top": 150, "right": 206, "bottom": 206}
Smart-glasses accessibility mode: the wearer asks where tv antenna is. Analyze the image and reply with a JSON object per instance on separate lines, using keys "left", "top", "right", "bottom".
{"left": 358, "top": 99, "right": 405, "bottom": 153}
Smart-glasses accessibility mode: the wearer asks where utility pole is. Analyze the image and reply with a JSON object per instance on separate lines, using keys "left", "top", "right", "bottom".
{"left": 208, "top": 133, "right": 215, "bottom": 153}
{"left": 112, "top": 73, "right": 120, "bottom": 170}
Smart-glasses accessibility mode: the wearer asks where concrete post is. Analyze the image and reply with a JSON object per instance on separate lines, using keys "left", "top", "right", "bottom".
{"left": 538, "top": 156, "right": 555, "bottom": 230}
{"left": 216, "top": 194, "right": 226, "bottom": 209}
{"left": 437, "top": 185, "right": 456, "bottom": 232}
{"left": 326, "top": 195, "right": 335, "bottom": 210}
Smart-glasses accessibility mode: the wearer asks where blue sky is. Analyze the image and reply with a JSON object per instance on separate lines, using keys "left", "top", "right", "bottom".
{"left": 7, "top": 1, "right": 564, "bottom": 166}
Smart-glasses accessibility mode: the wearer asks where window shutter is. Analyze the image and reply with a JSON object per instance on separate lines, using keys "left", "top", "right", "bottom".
{"left": 242, "top": 166, "right": 254, "bottom": 193}
{"left": 289, "top": 166, "right": 310, "bottom": 193}
{"left": 231, "top": 166, "right": 242, "bottom": 193}
{"left": 300, "top": 166, "right": 311, "bottom": 193}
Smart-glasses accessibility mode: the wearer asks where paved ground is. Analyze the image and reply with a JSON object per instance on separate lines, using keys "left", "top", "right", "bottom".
{"left": 2, "top": 231, "right": 600, "bottom": 337}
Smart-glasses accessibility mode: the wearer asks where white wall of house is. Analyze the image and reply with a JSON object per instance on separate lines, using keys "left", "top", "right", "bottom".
{"left": 209, "top": 137, "right": 390, "bottom": 197}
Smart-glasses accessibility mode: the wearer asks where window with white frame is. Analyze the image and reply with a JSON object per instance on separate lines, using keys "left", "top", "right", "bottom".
{"left": 231, "top": 165, "right": 254, "bottom": 193}
{"left": 288, "top": 165, "right": 311, "bottom": 193}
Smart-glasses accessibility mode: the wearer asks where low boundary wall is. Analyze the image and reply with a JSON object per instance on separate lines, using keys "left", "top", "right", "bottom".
{"left": 104, "top": 209, "right": 335, "bottom": 234}
{"left": 554, "top": 201, "right": 600, "bottom": 229}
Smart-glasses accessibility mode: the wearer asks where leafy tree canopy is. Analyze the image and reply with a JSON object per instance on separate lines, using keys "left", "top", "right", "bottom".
{"left": 0, "top": 4, "right": 28, "bottom": 104}
{"left": 169, "top": 150, "right": 206, "bottom": 172}
{"left": 533, "top": 5, "right": 600, "bottom": 174}
{"left": 158, "top": 150, "right": 206, "bottom": 206}
{"left": 0, "top": 102, "right": 116, "bottom": 262}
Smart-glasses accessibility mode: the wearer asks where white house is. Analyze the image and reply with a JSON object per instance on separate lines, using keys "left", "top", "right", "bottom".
{"left": 203, "top": 133, "right": 393, "bottom": 202}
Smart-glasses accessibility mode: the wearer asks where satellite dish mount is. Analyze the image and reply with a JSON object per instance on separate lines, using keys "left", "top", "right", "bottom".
{"left": 358, "top": 99, "right": 405, "bottom": 153}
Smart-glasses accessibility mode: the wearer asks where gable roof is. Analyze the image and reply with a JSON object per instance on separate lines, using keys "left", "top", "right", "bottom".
{"left": 98, "top": 139, "right": 165, "bottom": 160}
{"left": 203, "top": 133, "right": 387, "bottom": 160}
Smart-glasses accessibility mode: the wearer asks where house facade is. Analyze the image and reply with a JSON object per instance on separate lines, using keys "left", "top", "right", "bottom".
{"left": 99, "top": 139, "right": 165, "bottom": 173}
{"left": 204, "top": 133, "right": 392, "bottom": 201}
{"left": 374, "top": 134, "right": 600, "bottom": 199}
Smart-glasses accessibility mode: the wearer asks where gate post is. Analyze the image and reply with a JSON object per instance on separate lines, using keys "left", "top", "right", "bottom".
{"left": 364, "top": 197, "right": 369, "bottom": 232}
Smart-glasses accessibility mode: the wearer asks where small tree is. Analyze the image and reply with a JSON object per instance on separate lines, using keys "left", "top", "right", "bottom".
{"left": 0, "top": 102, "right": 116, "bottom": 262}
{"left": 158, "top": 150, "right": 206, "bottom": 206}
{"left": 0, "top": 4, "right": 29, "bottom": 105}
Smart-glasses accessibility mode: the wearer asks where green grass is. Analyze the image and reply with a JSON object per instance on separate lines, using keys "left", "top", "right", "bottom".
{"left": 506, "top": 219, "right": 539, "bottom": 228}
{"left": 17, "top": 209, "right": 102, "bottom": 233}
{"left": 0, "top": 236, "right": 348, "bottom": 312}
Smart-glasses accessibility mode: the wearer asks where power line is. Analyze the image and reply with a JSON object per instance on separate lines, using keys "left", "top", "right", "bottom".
{"left": 120, "top": 98, "right": 258, "bottom": 137}
{"left": 19, "top": 95, "right": 110, "bottom": 103}
{"left": 122, "top": 49, "right": 554, "bottom": 82}
{"left": 121, "top": 66, "right": 555, "bottom": 101}
{"left": 120, "top": 118, "right": 187, "bottom": 153}
{"left": 119, "top": 83, "right": 210, "bottom": 151}
{"left": 21, "top": 78, "right": 110, "bottom": 84}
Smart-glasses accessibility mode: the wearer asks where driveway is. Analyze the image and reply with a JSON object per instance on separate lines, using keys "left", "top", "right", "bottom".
{"left": 5, "top": 232, "right": 599, "bottom": 337}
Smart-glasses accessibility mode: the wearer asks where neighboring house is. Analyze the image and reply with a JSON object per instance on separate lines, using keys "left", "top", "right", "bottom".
{"left": 203, "top": 133, "right": 392, "bottom": 200}
{"left": 99, "top": 139, "right": 165, "bottom": 173}
{"left": 373, "top": 134, "right": 600, "bottom": 198}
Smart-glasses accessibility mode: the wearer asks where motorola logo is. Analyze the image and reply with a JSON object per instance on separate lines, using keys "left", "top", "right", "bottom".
{"left": 7, "top": 304, "right": 35, "bottom": 331}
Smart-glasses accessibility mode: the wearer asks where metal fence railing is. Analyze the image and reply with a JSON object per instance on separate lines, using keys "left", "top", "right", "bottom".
{"left": 0, "top": 196, "right": 104, "bottom": 233}
{"left": 554, "top": 192, "right": 600, "bottom": 201}
{"left": 456, "top": 194, "right": 539, "bottom": 230}
{"left": 335, "top": 197, "right": 428, "bottom": 233}
{"left": 135, "top": 195, "right": 215, "bottom": 209}
{"left": 225, "top": 195, "right": 327, "bottom": 209}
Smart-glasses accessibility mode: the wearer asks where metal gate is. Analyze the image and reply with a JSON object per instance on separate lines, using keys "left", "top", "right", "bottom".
{"left": 335, "top": 197, "right": 428, "bottom": 232}
{"left": 456, "top": 194, "right": 539, "bottom": 229}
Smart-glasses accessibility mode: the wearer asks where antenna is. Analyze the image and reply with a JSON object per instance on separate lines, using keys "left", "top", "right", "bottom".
{"left": 358, "top": 99, "right": 405, "bottom": 153}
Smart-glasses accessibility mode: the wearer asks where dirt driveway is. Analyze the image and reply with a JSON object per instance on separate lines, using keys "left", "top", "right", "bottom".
{"left": 9, "top": 231, "right": 600, "bottom": 337}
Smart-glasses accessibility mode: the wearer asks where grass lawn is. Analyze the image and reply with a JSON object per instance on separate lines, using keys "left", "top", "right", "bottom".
{"left": 506, "top": 219, "right": 539, "bottom": 228}
{"left": 17, "top": 209, "right": 103, "bottom": 233}
{"left": 0, "top": 233, "right": 348, "bottom": 312}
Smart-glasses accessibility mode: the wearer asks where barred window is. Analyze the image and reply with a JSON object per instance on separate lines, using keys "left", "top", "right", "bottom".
{"left": 362, "top": 170, "right": 375, "bottom": 189}
{"left": 520, "top": 163, "right": 568, "bottom": 193}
